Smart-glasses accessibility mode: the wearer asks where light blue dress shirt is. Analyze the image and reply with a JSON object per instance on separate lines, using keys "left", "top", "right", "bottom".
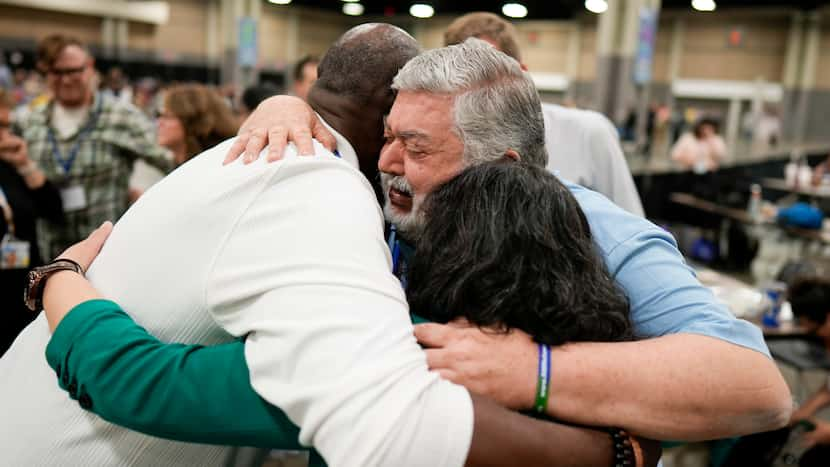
{"left": 566, "top": 180, "right": 770, "bottom": 357}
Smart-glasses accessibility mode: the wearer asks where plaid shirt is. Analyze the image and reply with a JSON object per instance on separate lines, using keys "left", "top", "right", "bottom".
{"left": 20, "top": 93, "right": 174, "bottom": 260}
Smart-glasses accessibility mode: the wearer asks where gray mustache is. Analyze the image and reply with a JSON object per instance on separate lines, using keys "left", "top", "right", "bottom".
{"left": 382, "top": 173, "right": 413, "bottom": 197}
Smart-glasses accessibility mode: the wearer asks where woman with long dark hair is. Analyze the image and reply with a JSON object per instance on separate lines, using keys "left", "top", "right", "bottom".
{"left": 408, "top": 161, "right": 634, "bottom": 346}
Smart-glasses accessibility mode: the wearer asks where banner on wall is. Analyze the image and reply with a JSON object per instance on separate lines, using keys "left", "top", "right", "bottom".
{"left": 633, "top": 7, "right": 659, "bottom": 85}
{"left": 238, "top": 16, "right": 258, "bottom": 68}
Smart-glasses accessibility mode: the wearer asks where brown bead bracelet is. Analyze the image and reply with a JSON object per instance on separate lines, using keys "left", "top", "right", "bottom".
{"left": 608, "top": 428, "right": 642, "bottom": 467}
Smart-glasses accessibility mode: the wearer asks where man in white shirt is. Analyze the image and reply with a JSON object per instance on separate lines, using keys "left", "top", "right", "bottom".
{"left": 444, "top": 12, "right": 645, "bottom": 216}
{"left": 0, "top": 24, "right": 619, "bottom": 467}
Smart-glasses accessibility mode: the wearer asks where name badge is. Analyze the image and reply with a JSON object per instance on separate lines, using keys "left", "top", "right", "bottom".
{"left": 1, "top": 234, "right": 30, "bottom": 269}
{"left": 61, "top": 185, "right": 88, "bottom": 212}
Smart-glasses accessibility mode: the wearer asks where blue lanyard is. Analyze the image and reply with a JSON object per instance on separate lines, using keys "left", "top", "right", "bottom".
{"left": 387, "top": 225, "right": 411, "bottom": 290}
{"left": 47, "top": 99, "right": 102, "bottom": 175}
{"left": 388, "top": 224, "right": 401, "bottom": 275}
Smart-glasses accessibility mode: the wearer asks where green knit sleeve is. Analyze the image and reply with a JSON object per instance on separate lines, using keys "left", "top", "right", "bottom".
{"left": 45, "top": 299, "right": 325, "bottom": 466}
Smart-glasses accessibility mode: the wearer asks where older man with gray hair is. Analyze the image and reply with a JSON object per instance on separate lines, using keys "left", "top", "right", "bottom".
{"left": 379, "top": 38, "right": 789, "bottom": 442}
{"left": 381, "top": 38, "right": 547, "bottom": 237}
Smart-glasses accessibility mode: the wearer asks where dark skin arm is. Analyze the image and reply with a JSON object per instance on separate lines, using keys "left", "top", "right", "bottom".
{"left": 469, "top": 395, "right": 611, "bottom": 467}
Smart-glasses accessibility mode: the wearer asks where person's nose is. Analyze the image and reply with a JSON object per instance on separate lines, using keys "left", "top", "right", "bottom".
{"left": 378, "top": 140, "right": 404, "bottom": 176}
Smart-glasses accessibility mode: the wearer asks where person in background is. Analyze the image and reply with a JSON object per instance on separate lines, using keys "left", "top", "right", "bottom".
{"left": 18, "top": 34, "right": 174, "bottom": 260}
{"left": 0, "top": 52, "right": 11, "bottom": 90}
{"left": 291, "top": 55, "right": 318, "bottom": 102}
{"left": 131, "top": 77, "right": 161, "bottom": 119}
{"left": 101, "top": 66, "right": 132, "bottom": 106}
{"left": 723, "top": 277, "right": 830, "bottom": 467}
{"left": 239, "top": 83, "right": 280, "bottom": 121}
{"left": 444, "top": 12, "right": 645, "bottom": 216}
{"left": 790, "top": 275, "right": 830, "bottom": 346}
{"left": 0, "top": 88, "right": 63, "bottom": 354}
{"left": 787, "top": 279, "right": 830, "bottom": 465}
{"left": 671, "top": 117, "right": 727, "bottom": 173}
{"left": 129, "top": 83, "right": 239, "bottom": 201}
{"left": 755, "top": 104, "right": 781, "bottom": 148}
{"left": 10, "top": 68, "right": 29, "bottom": 105}
{"left": 11, "top": 69, "right": 48, "bottom": 123}
{"left": 158, "top": 83, "right": 239, "bottom": 166}
{"left": 810, "top": 154, "right": 830, "bottom": 187}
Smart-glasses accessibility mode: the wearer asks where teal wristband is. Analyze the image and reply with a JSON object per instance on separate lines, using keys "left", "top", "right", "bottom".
{"left": 534, "top": 343, "right": 551, "bottom": 413}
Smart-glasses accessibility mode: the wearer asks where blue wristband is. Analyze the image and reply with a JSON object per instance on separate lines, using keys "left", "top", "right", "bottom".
{"left": 534, "top": 343, "right": 551, "bottom": 413}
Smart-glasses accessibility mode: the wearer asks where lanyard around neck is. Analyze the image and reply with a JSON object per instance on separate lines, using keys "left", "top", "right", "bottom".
{"left": 47, "top": 98, "right": 102, "bottom": 175}
{"left": 388, "top": 224, "right": 401, "bottom": 275}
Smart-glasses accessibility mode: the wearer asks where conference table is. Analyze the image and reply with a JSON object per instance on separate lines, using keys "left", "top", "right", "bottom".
{"left": 670, "top": 192, "right": 830, "bottom": 244}
{"left": 761, "top": 178, "right": 830, "bottom": 199}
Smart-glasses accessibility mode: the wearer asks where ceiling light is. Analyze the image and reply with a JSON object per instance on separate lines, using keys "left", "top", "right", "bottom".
{"left": 268, "top": 0, "right": 291, "bottom": 5}
{"left": 342, "top": 2, "right": 364, "bottom": 15}
{"left": 502, "top": 3, "right": 528, "bottom": 18}
{"left": 691, "top": 0, "right": 716, "bottom": 11}
{"left": 341, "top": 0, "right": 359, "bottom": 2}
{"left": 410, "top": 4, "right": 434, "bottom": 18}
{"left": 584, "top": 0, "right": 608, "bottom": 14}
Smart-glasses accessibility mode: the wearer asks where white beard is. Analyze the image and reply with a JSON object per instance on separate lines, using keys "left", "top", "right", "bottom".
{"left": 380, "top": 172, "right": 425, "bottom": 240}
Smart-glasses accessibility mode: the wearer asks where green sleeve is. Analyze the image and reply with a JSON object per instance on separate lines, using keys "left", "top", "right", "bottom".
{"left": 45, "top": 299, "right": 324, "bottom": 466}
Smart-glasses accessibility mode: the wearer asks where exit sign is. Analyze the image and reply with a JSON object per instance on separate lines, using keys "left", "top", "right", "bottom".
{"left": 727, "top": 27, "right": 744, "bottom": 47}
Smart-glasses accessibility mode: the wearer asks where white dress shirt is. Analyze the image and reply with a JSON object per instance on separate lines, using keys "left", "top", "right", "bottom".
{"left": 543, "top": 103, "right": 645, "bottom": 217}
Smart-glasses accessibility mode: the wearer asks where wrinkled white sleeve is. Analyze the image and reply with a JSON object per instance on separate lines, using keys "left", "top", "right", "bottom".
{"left": 206, "top": 155, "right": 473, "bottom": 467}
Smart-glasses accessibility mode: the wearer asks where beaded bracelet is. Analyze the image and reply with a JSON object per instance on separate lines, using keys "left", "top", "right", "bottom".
{"left": 533, "top": 343, "right": 551, "bottom": 413}
{"left": 608, "top": 428, "right": 641, "bottom": 467}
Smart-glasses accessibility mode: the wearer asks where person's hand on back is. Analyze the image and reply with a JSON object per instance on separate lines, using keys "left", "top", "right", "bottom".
{"left": 57, "top": 221, "right": 114, "bottom": 273}
{"left": 415, "top": 320, "right": 538, "bottom": 410}
{"left": 223, "top": 95, "right": 336, "bottom": 165}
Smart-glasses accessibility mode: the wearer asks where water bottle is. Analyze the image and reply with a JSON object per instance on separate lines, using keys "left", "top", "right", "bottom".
{"left": 747, "top": 183, "right": 762, "bottom": 223}
{"left": 761, "top": 281, "right": 786, "bottom": 328}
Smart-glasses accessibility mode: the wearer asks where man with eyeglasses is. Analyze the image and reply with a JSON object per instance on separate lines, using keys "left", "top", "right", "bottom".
{"left": 16, "top": 34, "right": 173, "bottom": 261}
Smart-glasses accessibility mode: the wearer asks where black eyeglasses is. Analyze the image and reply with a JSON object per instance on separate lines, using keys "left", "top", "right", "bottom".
{"left": 48, "top": 66, "right": 85, "bottom": 77}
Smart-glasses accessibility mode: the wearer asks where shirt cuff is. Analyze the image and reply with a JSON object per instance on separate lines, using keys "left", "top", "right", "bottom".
{"left": 45, "top": 298, "right": 124, "bottom": 371}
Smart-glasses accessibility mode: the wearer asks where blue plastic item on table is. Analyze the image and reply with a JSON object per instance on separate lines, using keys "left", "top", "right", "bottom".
{"left": 777, "top": 202, "right": 823, "bottom": 230}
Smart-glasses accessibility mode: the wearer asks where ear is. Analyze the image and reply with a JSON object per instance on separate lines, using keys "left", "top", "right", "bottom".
{"left": 504, "top": 149, "right": 521, "bottom": 161}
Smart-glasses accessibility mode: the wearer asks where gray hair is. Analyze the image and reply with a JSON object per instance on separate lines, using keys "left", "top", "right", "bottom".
{"left": 391, "top": 38, "right": 546, "bottom": 167}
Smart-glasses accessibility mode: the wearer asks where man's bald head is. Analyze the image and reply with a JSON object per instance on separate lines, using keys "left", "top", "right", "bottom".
{"left": 308, "top": 23, "right": 421, "bottom": 185}
{"left": 314, "top": 23, "right": 421, "bottom": 103}
{"left": 444, "top": 12, "right": 522, "bottom": 63}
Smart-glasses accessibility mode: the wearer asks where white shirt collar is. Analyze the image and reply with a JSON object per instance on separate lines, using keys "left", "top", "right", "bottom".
{"left": 317, "top": 113, "right": 359, "bottom": 170}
